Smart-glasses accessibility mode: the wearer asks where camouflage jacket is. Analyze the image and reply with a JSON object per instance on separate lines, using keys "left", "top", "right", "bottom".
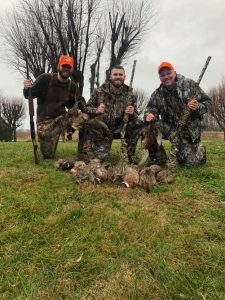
{"left": 87, "top": 82, "right": 139, "bottom": 132}
{"left": 144, "top": 74, "right": 211, "bottom": 142}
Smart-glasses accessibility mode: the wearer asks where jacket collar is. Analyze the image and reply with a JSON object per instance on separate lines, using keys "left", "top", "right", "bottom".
{"left": 159, "top": 73, "right": 185, "bottom": 99}
{"left": 100, "top": 82, "right": 129, "bottom": 95}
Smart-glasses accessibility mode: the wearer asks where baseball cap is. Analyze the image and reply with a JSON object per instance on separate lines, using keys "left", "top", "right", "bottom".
{"left": 158, "top": 62, "right": 174, "bottom": 73}
{"left": 58, "top": 55, "right": 74, "bottom": 68}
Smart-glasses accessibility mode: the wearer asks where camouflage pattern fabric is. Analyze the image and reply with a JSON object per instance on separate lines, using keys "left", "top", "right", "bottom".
{"left": 144, "top": 74, "right": 211, "bottom": 167}
{"left": 87, "top": 82, "right": 143, "bottom": 162}
{"left": 176, "top": 137, "right": 206, "bottom": 166}
{"left": 37, "top": 115, "right": 68, "bottom": 158}
{"left": 37, "top": 108, "right": 80, "bottom": 158}
{"left": 153, "top": 120, "right": 206, "bottom": 166}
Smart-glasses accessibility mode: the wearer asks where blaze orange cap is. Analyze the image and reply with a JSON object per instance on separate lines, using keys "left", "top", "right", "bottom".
{"left": 158, "top": 62, "right": 174, "bottom": 73}
{"left": 58, "top": 55, "right": 74, "bottom": 68}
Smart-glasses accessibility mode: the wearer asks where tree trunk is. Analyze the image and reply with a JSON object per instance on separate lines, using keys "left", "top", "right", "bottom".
{"left": 13, "top": 125, "right": 17, "bottom": 142}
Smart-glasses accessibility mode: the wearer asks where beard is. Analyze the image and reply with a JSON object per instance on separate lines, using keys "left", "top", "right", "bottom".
{"left": 59, "top": 69, "right": 71, "bottom": 80}
{"left": 111, "top": 78, "right": 124, "bottom": 88}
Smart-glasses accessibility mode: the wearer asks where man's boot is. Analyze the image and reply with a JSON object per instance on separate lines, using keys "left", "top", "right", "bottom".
{"left": 197, "top": 144, "right": 207, "bottom": 165}
{"left": 77, "top": 131, "right": 90, "bottom": 164}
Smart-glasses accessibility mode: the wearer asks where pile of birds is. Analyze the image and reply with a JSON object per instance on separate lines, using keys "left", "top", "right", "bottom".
{"left": 55, "top": 158, "right": 174, "bottom": 193}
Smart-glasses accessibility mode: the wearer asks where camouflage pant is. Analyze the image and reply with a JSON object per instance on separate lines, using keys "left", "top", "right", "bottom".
{"left": 92, "top": 118, "right": 143, "bottom": 162}
{"left": 36, "top": 110, "right": 84, "bottom": 158}
{"left": 176, "top": 139, "right": 206, "bottom": 167}
{"left": 149, "top": 121, "right": 206, "bottom": 167}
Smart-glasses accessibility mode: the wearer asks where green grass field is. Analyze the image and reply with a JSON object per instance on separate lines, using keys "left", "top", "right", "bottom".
{"left": 0, "top": 139, "right": 225, "bottom": 300}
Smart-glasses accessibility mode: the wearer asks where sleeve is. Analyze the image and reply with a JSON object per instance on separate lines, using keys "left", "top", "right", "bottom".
{"left": 23, "top": 74, "right": 50, "bottom": 99}
{"left": 66, "top": 82, "right": 77, "bottom": 109}
{"left": 129, "top": 91, "right": 139, "bottom": 119}
{"left": 86, "top": 88, "right": 99, "bottom": 116}
{"left": 193, "top": 82, "right": 211, "bottom": 116}
{"left": 144, "top": 90, "right": 160, "bottom": 121}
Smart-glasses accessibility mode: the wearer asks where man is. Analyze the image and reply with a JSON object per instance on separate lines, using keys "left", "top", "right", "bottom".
{"left": 23, "top": 55, "right": 83, "bottom": 159}
{"left": 144, "top": 61, "right": 211, "bottom": 167}
{"left": 85, "top": 65, "right": 143, "bottom": 163}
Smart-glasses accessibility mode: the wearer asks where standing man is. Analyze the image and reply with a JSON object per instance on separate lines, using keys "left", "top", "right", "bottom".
{"left": 86, "top": 65, "right": 143, "bottom": 163}
{"left": 23, "top": 55, "right": 83, "bottom": 159}
{"left": 144, "top": 62, "right": 211, "bottom": 167}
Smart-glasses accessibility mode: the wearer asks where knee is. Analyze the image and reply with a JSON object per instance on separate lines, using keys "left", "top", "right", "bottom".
{"left": 40, "top": 143, "right": 56, "bottom": 159}
{"left": 176, "top": 151, "right": 197, "bottom": 167}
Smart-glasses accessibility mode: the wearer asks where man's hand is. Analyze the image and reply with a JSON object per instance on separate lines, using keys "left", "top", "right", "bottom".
{"left": 145, "top": 113, "right": 155, "bottom": 122}
{"left": 24, "top": 79, "right": 32, "bottom": 89}
{"left": 97, "top": 103, "right": 105, "bottom": 114}
{"left": 188, "top": 99, "right": 199, "bottom": 111}
{"left": 125, "top": 105, "right": 134, "bottom": 115}
{"left": 67, "top": 106, "right": 79, "bottom": 117}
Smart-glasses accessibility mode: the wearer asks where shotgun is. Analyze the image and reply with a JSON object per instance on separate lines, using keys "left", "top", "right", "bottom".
{"left": 120, "top": 60, "right": 137, "bottom": 161}
{"left": 25, "top": 59, "right": 40, "bottom": 164}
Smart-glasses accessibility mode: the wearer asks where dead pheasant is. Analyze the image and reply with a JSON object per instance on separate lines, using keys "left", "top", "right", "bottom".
{"left": 139, "top": 166, "right": 157, "bottom": 193}
{"left": 88, "top": 159, "right": 109, "bottom": 183}
{"left": 139, "top": 123, "right": 162, "bottom": 166}
{"left": 70, "top": 161, "right": 89, "bottom": 183}
{"left": 121, "top": 165, "right": 140, "bottom": 188}
{"left": 156, "top": 169, "right": 174, "bottom": 184}
{"left": 55, "top": 157, "right": 76, "bottom": 170}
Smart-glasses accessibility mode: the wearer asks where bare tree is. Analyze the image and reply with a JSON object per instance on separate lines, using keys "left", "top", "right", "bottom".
{"left": 208, "top": 79, "right": 225, "bottom": 140}
{"left": 107, "top": 0, "right": 155, "bottom": 70}
{"left": 0, "top": 97, "right": 25, "bottom": 142}
{"left": 201, "top": 113, "right": 220, "bottom": 131}
{"left": 1, "top": 0, "right": 155, "bottom": 95}
{"left": 89, "top": 0, "right": 155, "bottom": 89}
{"left": 1, "top": 0, "right": 102, "bottom": 94}
{"left": 0, "top": 92, "right": 12, "bottom": 141}
{"left": 89, "top": 27, "right": 106, "bottom": 94}
{"left": 133, "top": 88, "right": 149, "bottom": 116}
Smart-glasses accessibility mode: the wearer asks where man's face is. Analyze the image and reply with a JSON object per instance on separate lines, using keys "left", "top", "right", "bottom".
{"left": 159, "top": 68, "right": 176, "bottom": 88}
{"left": 110, "top": 68, "right": 125, "bottom": 87}
{"left": 58, "top": 64, "right": 72, "bottom": 79}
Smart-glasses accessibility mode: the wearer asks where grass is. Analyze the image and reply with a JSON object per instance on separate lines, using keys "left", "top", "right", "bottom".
{"left": 0, "top": 138, "right": 225, "bottom": 299}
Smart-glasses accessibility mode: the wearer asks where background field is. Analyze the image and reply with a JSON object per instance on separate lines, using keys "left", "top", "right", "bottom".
{"left": 0, "top": 135, "right": 225, "bottom": 299}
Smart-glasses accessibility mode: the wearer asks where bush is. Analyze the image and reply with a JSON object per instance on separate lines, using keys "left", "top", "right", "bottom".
{"left": 0, "top": 117, "right": 12, "bottom": 141}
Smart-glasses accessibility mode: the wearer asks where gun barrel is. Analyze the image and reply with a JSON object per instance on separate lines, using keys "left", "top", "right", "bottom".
{"left": 25, "top": 57, "right": 40, "bottom": 164}
{"left": 197, "top": 56, "right": 211, "bottom": 85}
{"left": 129, "top": 60, "right": 137, "bottom": 88}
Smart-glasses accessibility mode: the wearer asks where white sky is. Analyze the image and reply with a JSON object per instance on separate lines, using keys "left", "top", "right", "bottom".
{"left": 0, "top": 0, "right": 225, "bottom": 129}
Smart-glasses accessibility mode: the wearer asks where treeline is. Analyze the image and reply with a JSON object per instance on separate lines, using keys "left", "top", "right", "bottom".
{"left": 1, "top": 0, "right": 155, "bottom": 96}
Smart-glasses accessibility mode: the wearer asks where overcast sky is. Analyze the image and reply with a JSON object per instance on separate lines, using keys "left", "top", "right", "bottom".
{"left": 0, "top": 0, "right": 225, "bottom": 129}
